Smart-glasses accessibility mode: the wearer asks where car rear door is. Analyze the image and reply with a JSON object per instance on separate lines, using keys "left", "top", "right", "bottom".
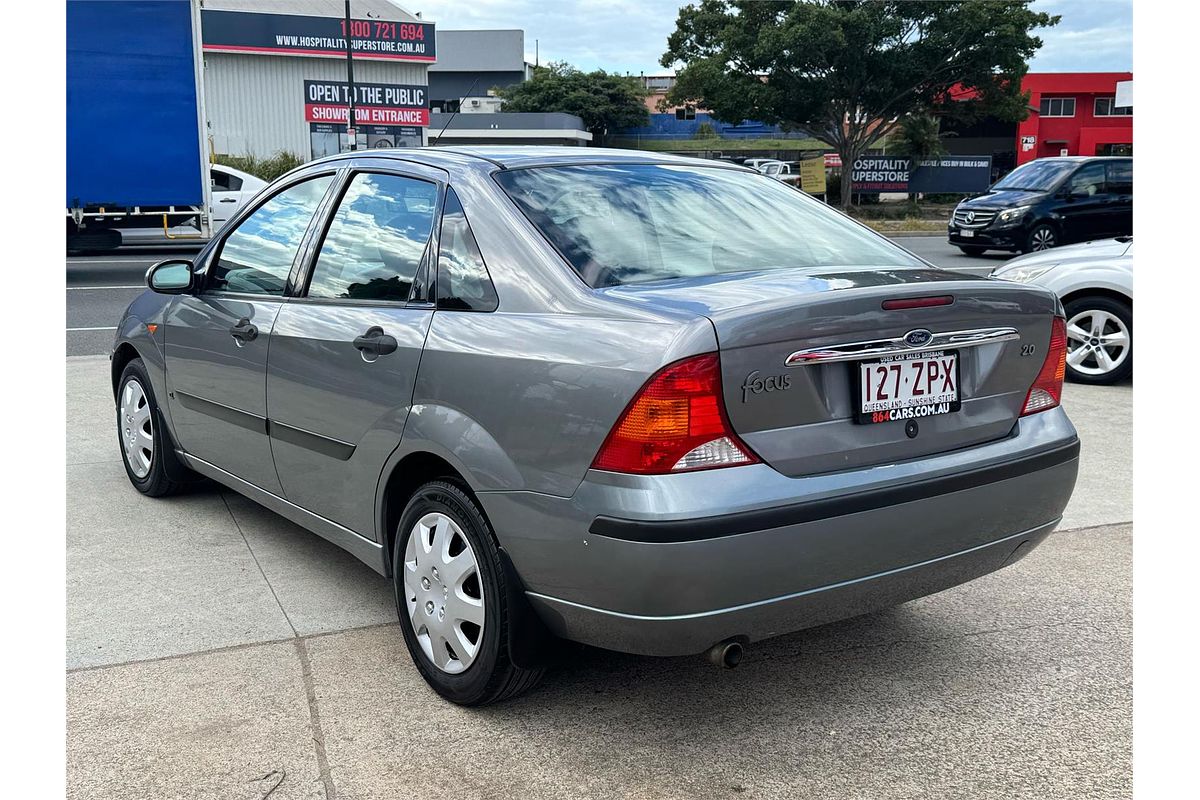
{"left": 1105, "top": 159, "right": 1133, "bottom": 236}
{"left": 164, "top": 172, "right": 337, "bottom": 494}
{"left": 210, "top": 167, "right": 246, "bottom": 230}
{"left": 266, "top": 161, "right": 443, "bottom": 537}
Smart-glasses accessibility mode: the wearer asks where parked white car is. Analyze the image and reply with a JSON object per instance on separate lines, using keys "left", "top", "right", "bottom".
{"left": 209, "top": 163, "right": 268, "bottom": 230}
{"left": 118, "top": 164, "right": 268, "bottom": 246}
{"left": 990, "top": 237, "right": 1133, "bottom": 384}
{"left": 753, "top": 159, "right": 801, "bottom": 187}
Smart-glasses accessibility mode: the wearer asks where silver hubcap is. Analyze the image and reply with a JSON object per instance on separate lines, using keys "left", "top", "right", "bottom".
{"left": 402, "top": 512, "right": 485, "bottom": 674}
{"left": 1066, "top": 310, "right": 1130, "bottom": 376}
{"left": 1031, "top": 228, "right": 1055, "bottom": 250}
{"left": 120, "top": 379, "right": 154, "bottom": 478}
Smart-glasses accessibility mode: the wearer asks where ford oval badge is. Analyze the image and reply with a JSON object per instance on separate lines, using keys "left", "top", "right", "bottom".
{"left": 903, "top": 329, "right": 934, "bottom": 347}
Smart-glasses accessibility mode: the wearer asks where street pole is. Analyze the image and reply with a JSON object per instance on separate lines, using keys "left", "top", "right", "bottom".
{"left": 344, "top": 0, "right": 357, "bottom": 152}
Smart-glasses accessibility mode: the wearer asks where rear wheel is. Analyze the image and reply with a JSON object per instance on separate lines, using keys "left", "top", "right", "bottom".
{"left": 393, "top": 480, "right": 544, "bottom": 705}
{"left": 957, "top": 245, "right": 988, "bottom": 256}
{"left": 1024, "top": 223, "right": 1058, "bottom": 253}
{"left": 1063, "top": 296, "right": 1132, "bottom": 384}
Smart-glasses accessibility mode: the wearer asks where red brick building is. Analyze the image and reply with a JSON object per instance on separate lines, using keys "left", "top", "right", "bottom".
{"left": 1016, "top": 72, "right": 1132, "bottom": 164}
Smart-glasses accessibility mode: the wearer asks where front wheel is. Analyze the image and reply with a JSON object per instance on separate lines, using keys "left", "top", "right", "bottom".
{"left": 117, "top": 358, "right": 197, "bottom": 495}
{"left": 393, "top": 481, "right": 545, "bottom": 705}
{"left": 1063, "top": 296, "right": 1132, "bottom": 384}
{"left": 1024, "top": 223, "right": 1058, "bottom": 253}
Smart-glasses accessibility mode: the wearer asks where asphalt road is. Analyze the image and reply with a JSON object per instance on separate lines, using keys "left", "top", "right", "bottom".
{"left": 65, "top": 354, "right": 1132, "bottom": 799}
{"left": 63, "top": 236, "right": 1015, "bottom": 356}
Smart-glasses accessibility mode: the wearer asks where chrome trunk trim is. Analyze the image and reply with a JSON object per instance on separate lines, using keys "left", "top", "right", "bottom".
{"left": 785, "top": 327, "right": 1020, "bottom": 366}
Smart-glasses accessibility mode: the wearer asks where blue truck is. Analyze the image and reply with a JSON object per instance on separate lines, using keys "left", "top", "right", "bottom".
{"left": 66, "top": 0, "right": 211, "bottom": 251}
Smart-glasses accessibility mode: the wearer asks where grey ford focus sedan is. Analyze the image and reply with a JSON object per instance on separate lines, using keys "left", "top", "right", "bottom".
{"left": 112, "top": 147, "right": 1079, "bottom": 705}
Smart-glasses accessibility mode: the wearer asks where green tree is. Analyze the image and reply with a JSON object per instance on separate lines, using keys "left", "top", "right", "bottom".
{"left": 662, "top": 1, "right": 1058, "bottom": 208}
{"left": 890, "top": 114, "right": 948, "bottom": 162}
{"left": 890, "top": 113, "right": 948, "bottom": 200}
{"left": 498, "top": 62, "right": 650, "bottom": 145}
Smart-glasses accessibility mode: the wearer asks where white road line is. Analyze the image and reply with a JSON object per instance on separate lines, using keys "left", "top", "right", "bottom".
{"left": 66, "top": 259, "right": 153, "bottom": 264}
{"left": 67, "top": 326, "right": 118, "bottom": 332}
{"left": 66, "top": 285, "right": 144, "bottom": 291}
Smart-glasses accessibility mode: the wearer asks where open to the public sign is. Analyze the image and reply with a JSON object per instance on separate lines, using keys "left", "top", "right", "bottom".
{"left": 854, "top": 350, "right": 961, "bottom": 424}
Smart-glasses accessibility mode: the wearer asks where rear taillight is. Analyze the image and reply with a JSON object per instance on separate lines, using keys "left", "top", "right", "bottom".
{"left": 591, "top": 353, "right": 758, "bottom": 475}
{"left": 1021, "top": 316, "right": 1068, "bottom": 416}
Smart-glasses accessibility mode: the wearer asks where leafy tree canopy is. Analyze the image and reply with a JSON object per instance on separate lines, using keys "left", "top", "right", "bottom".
{"left": 662, "top": 0, "right": 1058, "bottom": 205}
{"left": 498, "top": 62, "right": 650, "bottom": 145}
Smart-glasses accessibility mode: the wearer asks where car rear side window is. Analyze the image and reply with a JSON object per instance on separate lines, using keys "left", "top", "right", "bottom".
{"left": 494, "top": 164, "right": 919, "bottom": 287}
{"left": 1107, "top": 161, "right": 1133, "bottom": 195}
{"left": 210, "top": 175, "right": 333, "bottom": 296}
{"left": 307, "top": 172, "right": 438, "bottom": 303}
{"left": 437, "top": 188, "right": 498, "bottom": 312}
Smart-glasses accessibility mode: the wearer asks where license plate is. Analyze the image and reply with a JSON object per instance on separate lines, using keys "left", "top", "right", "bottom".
{"left": 854, "top": 350, "right": 960, "bottom": 424}
{"left": 960, "top": 229, "right": 975, "bottom": 238}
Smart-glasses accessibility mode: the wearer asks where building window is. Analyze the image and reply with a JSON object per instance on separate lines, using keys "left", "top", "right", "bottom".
{"left": 1038, "top": 97, "right": 1076, "bottom": 118}
{"left": 675, "top": 105, "right": 696, "bottom": 121}
{"left": 1094, "top": 97, "right": 1132, "bottom": 117}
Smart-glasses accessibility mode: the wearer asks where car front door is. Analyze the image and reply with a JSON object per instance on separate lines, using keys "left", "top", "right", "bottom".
{"left": 1105, "top": 159, "right": 1133, "bottom": 236}
{"left": 1057, "top": 162, "right": 1110, "bottom": 244}
{"left": 164, "top": 172, "right": 336, "bottom": 495}
{"left": 266, "top": 164, "right": 442, "bottom": 536}
{"left": 211, "top": 167, "right": 246, "bottom": 230}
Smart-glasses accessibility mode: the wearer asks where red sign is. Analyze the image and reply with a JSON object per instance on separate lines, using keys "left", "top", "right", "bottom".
{"left": 305, "top": 104, "right": 430, "bottom": 126}
{"left": 824, "top": 153, "right": 842, "bottom": 168}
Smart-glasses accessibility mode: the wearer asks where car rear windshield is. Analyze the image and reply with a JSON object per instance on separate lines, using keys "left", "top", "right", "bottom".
{"left": 992, "top": 160, "right": 1075, "bottom": 192}
{"left": 493, "top": 164, "right": 922, "bottom": 287}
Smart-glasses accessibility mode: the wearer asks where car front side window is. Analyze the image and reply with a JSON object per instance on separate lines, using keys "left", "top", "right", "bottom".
{"left": 209, "top": 175, "right": 333, "bottom": 296}
{"left": 306, "top": 172, "right": 439, "bottom": 303}
{"left": 1067, "top": 163, "right": 1106, "bottom": 197}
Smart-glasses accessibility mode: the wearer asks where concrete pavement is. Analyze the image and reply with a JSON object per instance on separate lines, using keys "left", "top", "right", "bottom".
{"left": 65, "top": 355, "right": 1131, "bottom": 799}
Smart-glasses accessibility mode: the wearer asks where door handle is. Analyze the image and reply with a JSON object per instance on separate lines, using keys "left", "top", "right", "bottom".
{"left": 353, "top": 326, "right": 398, "bottom": 359}
{"left": 230, "top": 318, "right": 258, "bottom": 344}
{"left": 219, "top": 197, "right": 238, "bottom": 203}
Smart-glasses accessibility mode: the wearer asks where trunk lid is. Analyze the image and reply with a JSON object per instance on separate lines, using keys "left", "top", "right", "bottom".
{"left": 600, "top": 266, "right": 1059, "bottom": 478}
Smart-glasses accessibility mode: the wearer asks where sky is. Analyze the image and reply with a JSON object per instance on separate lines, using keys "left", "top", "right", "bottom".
{"left": 403, "top": 0, "right": 1132, "bottom": 75}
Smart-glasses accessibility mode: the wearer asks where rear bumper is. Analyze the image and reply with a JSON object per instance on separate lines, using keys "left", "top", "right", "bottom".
{"left": 479, "top": 408, "right": 1079, "bottom": 656}
{"left": 527, "top": 520, "right": 1055, "bottom": 656}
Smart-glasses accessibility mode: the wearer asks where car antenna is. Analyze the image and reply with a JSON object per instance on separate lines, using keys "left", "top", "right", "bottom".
{"left": 433, "top": 77, "right": 481, "bottom": 146}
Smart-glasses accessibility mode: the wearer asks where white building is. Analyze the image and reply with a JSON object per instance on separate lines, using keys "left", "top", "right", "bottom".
{"left": 202, "top": 0, "right": 434, "bottom": 159}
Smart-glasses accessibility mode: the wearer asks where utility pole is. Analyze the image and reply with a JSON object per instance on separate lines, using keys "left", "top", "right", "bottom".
{"left": 344, "top": 0, "right": 357, "bottom": 151}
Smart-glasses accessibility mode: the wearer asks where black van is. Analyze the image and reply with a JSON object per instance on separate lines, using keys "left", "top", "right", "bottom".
{"left": 948, "top": 156, "right": 1132, "bottom": 256}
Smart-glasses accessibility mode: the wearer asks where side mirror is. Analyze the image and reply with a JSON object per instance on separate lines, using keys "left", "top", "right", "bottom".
{"left": 146, "top": 259, "right": 194, "bottom": 294}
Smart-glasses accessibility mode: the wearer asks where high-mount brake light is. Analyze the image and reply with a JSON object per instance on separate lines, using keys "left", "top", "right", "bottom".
{"left": 591, "top": 353, "right": 759, "bottom": 475}
{"left": 1021, "top": 316, "right": 1068, "bottom": 416}
{"left": 881, "top": 295, "right": 954, "bottom": 311}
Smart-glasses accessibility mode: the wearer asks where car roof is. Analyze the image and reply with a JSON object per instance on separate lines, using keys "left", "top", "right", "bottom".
{"left": 304, "top": 146, "right": 750, "bottom": 173}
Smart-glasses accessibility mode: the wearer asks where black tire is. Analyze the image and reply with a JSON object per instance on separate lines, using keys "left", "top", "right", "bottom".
{"left": 393, "top": 480, "right": 545, "bottom": 705}
{"left": 958, "top": 246, "right": 988, "bottom": 256}
{"left": 116, "top": 358, "right": 197, "bottom": 496}
{"left": 1062, "top": 295, "right": 1133, "bottom": 385}
{"left": 1023, "top": 223, "right": 1059, "bottom": 253}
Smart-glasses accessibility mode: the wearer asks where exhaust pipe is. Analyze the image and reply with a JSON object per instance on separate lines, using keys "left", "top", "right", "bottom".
{"left": 707, "top": 639, "right": 744, "bottom": 669}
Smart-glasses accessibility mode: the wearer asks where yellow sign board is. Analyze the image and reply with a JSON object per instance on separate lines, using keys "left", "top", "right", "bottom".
{"left": 798, "top": 158, "right": 827, "bottom": 194}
